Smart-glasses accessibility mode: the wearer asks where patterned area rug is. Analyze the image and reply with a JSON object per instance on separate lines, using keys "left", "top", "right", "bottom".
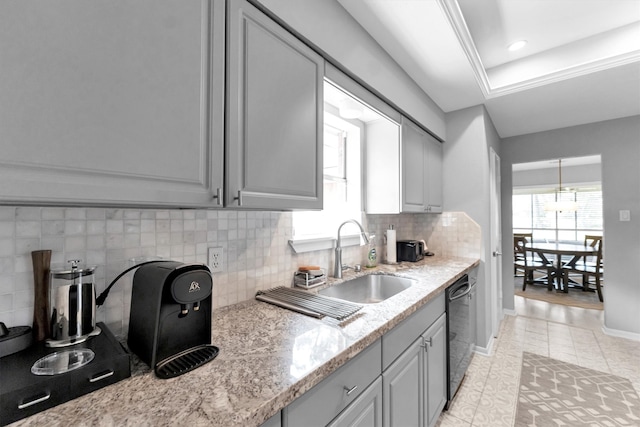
{"left": 516, "top": 352, "right": 640, "bottom": 426}
{"left": 514, "top": 276, "right": 603, "bottom": 310}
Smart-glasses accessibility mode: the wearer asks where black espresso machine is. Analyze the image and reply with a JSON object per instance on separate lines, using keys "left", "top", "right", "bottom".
{"left": 128, "top": 261, "right": 219, "bottom": 379}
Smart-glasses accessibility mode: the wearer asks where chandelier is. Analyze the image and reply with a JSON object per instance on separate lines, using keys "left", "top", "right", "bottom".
{"left": 544, "top": 159, "right": 578, "bottom": 213}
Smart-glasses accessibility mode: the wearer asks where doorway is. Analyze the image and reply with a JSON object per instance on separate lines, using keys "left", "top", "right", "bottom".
{"left": 511, "top": 155, "right": 603, "bottom": 310}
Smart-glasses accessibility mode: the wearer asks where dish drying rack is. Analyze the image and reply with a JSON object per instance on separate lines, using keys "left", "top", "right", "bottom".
{"left": 293, "top": 269, "right": 326, "bottom": 289}
{"left": 255, "top": 286, "right": 362, "bottom": 321}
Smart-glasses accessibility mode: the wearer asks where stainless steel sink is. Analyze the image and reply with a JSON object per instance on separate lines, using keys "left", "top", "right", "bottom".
{"left": 318, "top": 274, "right": 415, "bottom": 304}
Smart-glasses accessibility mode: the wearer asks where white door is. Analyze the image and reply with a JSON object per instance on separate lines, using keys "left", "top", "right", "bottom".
{"left": 489, "top": 148, "right": 503, "bottom": 337}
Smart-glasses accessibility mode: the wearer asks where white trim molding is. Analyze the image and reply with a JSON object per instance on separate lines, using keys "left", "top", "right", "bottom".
{"left": 602, "top": 325, "right": 640, "bottom": 342}
{"left": 438, "top": 0, "right": 640, "bottom": 99}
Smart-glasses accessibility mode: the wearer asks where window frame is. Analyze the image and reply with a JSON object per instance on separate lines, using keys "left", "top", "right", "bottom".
{"left": 512, "top": 186, "right": 603, "bottom": 242}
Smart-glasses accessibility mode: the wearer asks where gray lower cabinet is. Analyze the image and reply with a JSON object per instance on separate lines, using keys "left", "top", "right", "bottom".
{"left": 424, "top": 314, "right": 447, "bottom": 427}
{"left": 382, "top": 337, "right": 422, "bottom": 426}
{"left": 282, "top": 293, "right": 450, "bottom": 427}
{"left": 283, "top": 339, "right": 382, "bottom": 427}
{"left": 383, "top": 313, "right": 447, "bottom": 427}
{"left": 260, "top": 411, "right": 282, "bottom": 427}
{"left": 226, "top": 0, "right": 324, "bottom": 210}
{"left": 0, "top": 0, "right": 225, "bottom": 208}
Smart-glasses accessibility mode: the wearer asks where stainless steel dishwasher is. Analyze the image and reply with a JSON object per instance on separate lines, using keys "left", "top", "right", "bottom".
{"left": 445, "top": 274, "right": 476, "bottom": 408}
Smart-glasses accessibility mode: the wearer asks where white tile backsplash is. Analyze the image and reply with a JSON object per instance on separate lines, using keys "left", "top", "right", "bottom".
{"left": 0, "top": 207, "right": 479, "bottom": 337}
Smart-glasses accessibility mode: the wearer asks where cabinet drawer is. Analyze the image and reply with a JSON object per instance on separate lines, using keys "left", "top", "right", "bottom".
{"left": 382, "top": 293, "right": 445, "bottom": 370}
{"left": 1, "top": 382, "right": 70, "bottom": 424}
{"left": 285, "top": 339, "right": 382, "bottom": 427}
{"left": 328, "top": 376, "right": 383, "bottom": 427}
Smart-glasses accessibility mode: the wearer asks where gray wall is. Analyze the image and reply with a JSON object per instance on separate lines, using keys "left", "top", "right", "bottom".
{"left": 444, "top": 105, "right": 501, "bottom": 351}
{"left": 500, "top": 115, "right": 640, "bottom": 336}
{"left": 255, "top": 0, "right": 446, "bottom": 139}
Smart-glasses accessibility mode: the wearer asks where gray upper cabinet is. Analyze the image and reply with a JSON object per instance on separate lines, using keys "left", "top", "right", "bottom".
{"left": 226, "top": 0, "right": 324, "bottom": 210}
{"left": 0, "top": 0, "right": 224, "bottom": 207}
{"left": 366, "top": 115, "right": 442, "bottom": 214}
{"left": 401, "top": 117, "right": 443, "bottom": 213}
{"left": 401, "top": 118, "right": 428, "bottom": 212}
{"left": 424, "top": 132, "right": 443, "bottom": 213}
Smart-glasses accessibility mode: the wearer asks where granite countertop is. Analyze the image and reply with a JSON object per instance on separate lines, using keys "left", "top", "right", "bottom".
{"left": 12, "top": 255, "right": 479, "bottom": 427}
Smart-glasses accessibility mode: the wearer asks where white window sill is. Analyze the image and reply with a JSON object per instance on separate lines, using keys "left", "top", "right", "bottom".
{"left": 288, "top": 234, "right": 363, "bottom": 254}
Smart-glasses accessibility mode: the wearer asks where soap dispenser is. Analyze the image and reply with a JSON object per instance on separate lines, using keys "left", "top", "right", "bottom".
{"left": 366, "top": 233, "right": 377, "bottom": 268}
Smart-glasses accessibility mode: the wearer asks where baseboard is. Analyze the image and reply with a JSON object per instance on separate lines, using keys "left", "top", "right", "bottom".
{"left": 474, "top": 334, "right": 494, "bottom": 356}
{"left": 602, "top": 325, "right": 640, "bottom": 342}
{"left": 503, "top": 308, "right": 517, "bottom": 317}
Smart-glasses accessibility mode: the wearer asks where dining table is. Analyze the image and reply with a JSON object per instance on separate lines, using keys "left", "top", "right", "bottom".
{"left": 526, "top": 242, "right": 598, "bottom": 292}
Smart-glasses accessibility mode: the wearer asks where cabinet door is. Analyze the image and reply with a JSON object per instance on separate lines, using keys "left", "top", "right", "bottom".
{"left": 423, "top": 314, "right": 447, "bottom": 427}
{"left": 329, "top": 377, "right": 383, "bottom": 427}
{"left": 469, "top": 284, "right": 477, "bottom": 350}
{"left": 382, "top": 337, "right": 422, "bottom": 427}
{"left": 401, "top": 118, "right": 427, "bottom": 212}
{"left": 0, "top": 0, "right": 224, "bottom": 207}
{"left": 425, "top": 134, "right": 443, "bottom": 213}
{"left": 226, "top": 0, "right": 323, "bottom": 210}
{"left": 260, "top": 411, "right": 281, "bottom": 427}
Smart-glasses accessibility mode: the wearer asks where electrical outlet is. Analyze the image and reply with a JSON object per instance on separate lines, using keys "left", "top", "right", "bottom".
{"left": 208, "top": 247, "right": 223, "bottom": 273}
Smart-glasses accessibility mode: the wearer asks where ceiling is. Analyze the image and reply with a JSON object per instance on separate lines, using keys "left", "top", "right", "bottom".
{"left": 337, "top": 0, "right": 640, "bottom": 138}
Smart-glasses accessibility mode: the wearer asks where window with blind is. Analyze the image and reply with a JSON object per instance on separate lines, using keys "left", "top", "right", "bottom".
{"left": 513, "top": 188, "right": 603, "bottom": 242}
{"left": 291, "top": 81, "right": 365, "bottom": 241}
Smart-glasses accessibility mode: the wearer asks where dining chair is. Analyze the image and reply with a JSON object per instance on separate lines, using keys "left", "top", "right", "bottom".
{"left": 513, "top": 233, "right": 533, "bottom": 276}
{"left": 514, "top": 236, "right": 553, "bottom": 291}
{"left": 563, "top": 235, "right": 603, "bottom": 301}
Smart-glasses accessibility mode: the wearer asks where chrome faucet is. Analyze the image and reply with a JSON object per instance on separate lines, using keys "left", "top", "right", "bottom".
{"left": 334, "top": 219, "right": 370, "bottom": 279}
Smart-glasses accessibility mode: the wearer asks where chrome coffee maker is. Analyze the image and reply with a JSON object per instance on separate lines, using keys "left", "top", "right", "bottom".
{"left": 48, "top": 260, "right": 100, "bottom": 347}
{"left": 127, "top": 261, "right": 219, "bottom": 379}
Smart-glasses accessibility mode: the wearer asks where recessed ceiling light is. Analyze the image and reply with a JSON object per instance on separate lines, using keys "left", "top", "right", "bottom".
{"left": 508, "top": 40, "right": 527, "bottom": 51}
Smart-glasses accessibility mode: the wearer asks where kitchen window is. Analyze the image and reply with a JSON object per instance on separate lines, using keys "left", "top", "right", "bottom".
{"left": 292, "top": 86, "right": 364, "bottom": 242}
{"left": 292, "top": 79, "right": 397, "bottom": 252}
{"left": 289, "top": 75, "right": 398, "bottom": 253}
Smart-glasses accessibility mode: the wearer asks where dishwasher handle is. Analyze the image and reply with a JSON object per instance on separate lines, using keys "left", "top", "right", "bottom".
{"left": 448, "top": 277, "right": 471, "bottom": 302}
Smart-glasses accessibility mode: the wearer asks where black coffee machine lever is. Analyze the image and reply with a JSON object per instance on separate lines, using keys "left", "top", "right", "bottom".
{"left": 127, "top": 261, "right": 219, "bottom": 379}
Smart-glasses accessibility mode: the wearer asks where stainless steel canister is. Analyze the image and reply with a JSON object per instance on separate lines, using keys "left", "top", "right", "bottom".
{"left": 47, "top": 260, "right": 100, "bottom": 347}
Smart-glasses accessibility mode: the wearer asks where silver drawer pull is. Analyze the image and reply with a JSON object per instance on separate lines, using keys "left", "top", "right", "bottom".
{"left": 233, "top": 190, "right": 243, "bottom": 206}
{"left": 344, "top": 385, "right": 358, "bottom": 396}
{"left": 212, "top": 187, "right": 222, "bottom": 205}
{"left": 421, "top": 337, "right": 432, "bottom": 351}
{"left": 18, "top": 392, "right": 51, "bottom": 409}
{"left": 89, "top": 370, "right": 114, "bottom": 383}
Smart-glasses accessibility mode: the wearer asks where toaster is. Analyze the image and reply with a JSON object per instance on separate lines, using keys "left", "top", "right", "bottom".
{"left": 396, "top": 240, "right": 425, "bottom": 262}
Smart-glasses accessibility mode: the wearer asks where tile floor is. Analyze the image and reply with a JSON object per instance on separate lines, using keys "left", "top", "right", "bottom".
{"left": 436, "top": 295, "right": 640, "bottom": 426}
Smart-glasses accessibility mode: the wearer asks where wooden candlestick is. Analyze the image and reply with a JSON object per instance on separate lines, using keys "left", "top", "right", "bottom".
{"left": 31, "top": 250, "right": 52, "bottom": 341}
